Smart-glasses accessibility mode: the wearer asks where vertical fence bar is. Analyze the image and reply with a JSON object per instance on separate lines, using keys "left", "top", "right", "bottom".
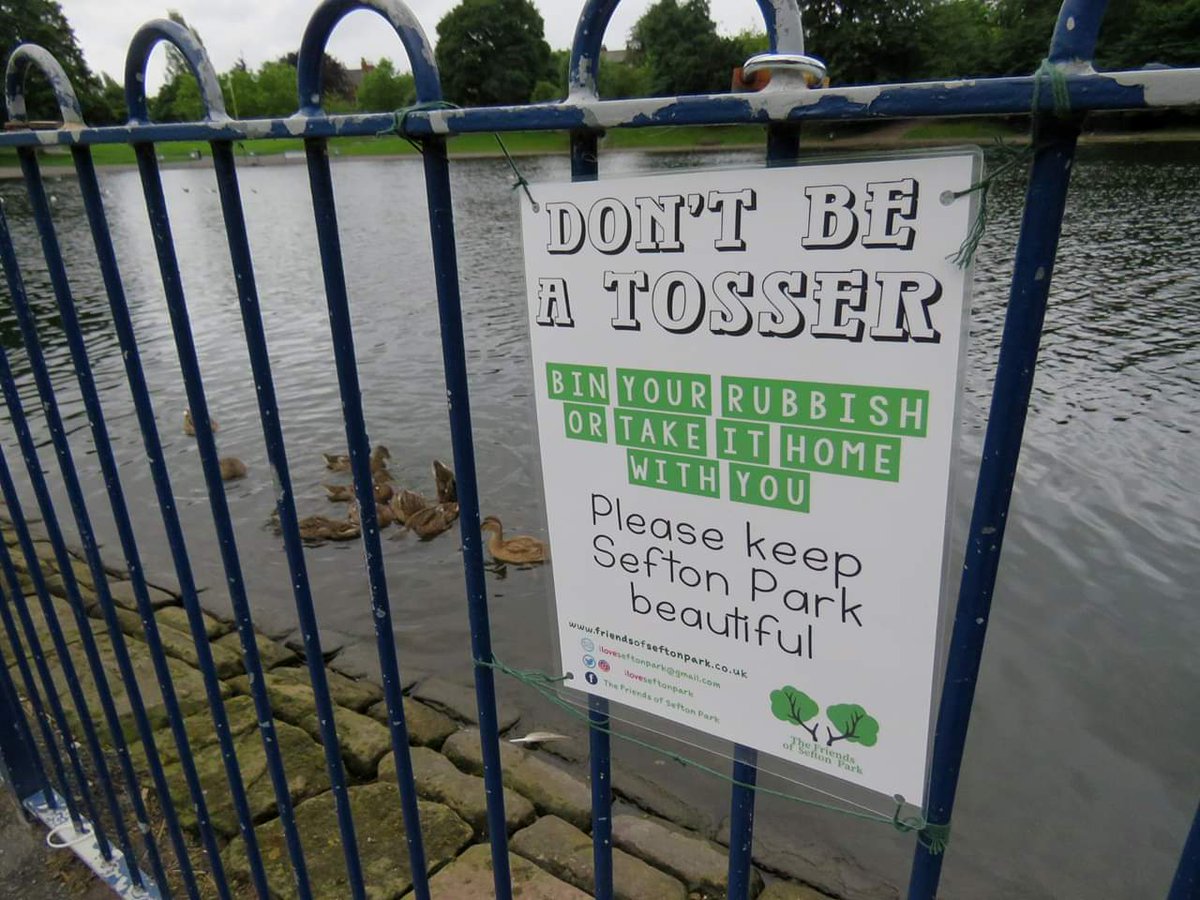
{"left": 419, "top": 134, "right": 513, "bottom": 900}
{"left": 569, "top": 127, "right": 614, "bottom": 900}
{"left": 0, "top": 578, "right": 70, "bottom": 815}
{"left": 0, "top": 493, "right": 99, "bottom": 839}
{"left": 0, "top": 635, "right": 47, "bottom": 802}
{"left": 130, "top": 140, "right": 282, "bottom": 899}
{"left": 301, "top": 135, "right": 423, "bottom": 900}
{"left": 71, "top": 144, "right": 248, "bottom": 900}
{"left": 1168, "top": 802, "right": 1200, "bottom": 900}
{"left": 207, "top": 136, "right": 373, "bottom": 900}
{"left": 17, "top": 143, "right": 205, "bottom": 898}
{"left": 0, "top": 216, "right": 156, "bottom": 890}
{"left": 908, "top": 1, "right": 1107, "bottom": 891}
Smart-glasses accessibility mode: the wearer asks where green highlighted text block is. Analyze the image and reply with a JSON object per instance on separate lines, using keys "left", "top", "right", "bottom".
{"left": 616, "top": 368, "right": 712, "bottom": 415}
{"left": 722, "top": 375, "right": 929, "bottom": 437}
{"left": 563, "top": 403, "right": 608, "bottom": 443}
{"left": 547, "top": 362, "right": 609, "bottom": 404}
{"left": 614, "top": 408, "right": 708, "bottom": 457}
{"left": 715, "top": 419, "right": 771, "bottom": 465}
{"left": 779, "top": 426, "right": 901, "bottom": 481}
{"left": 628, "top": 449, "right": 720, "bottom": 498}
{"left": 728, "top": 462, "right": 810, "bottom": 513}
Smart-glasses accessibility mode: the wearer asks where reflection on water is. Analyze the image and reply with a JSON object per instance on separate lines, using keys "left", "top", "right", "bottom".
{"left": 0, "top": 144, "right": 1196, "bottom": 899}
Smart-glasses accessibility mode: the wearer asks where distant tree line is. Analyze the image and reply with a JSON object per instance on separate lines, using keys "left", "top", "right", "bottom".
{"left": 1, "top": 0, "right": 1196, "bottom": 124}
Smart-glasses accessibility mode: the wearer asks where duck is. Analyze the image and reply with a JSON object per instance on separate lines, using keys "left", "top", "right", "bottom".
{"left": 183, "top": 409, "right": 219, "bottom": 436}
{"left": 481, "top": 516, "right": 547, "bottom": 565}
{"left": 389, "top": 488, "right": 430, "bottom": 525}
{"left": 349, "top": 498, "right": 396, "bottom": 529}
{"left": 433, "top": 459, "right": 456, "bottom": 503}
{"left": 323, "top": 444, "right": 391, "bottom": 473}
{"left": 324, "top": 481, "right": 393, "bottom": 504}
{"left": 219, "top": 457, "right": 247, "bottom": 481}
{"left": 324, "top": 483, "right": 354, "bottom": 502}
{"left": 296, "top": 515, "right": 360, "bottom": 542}
{"left": 407, "top": 502, "right": 459, "bottom": 540}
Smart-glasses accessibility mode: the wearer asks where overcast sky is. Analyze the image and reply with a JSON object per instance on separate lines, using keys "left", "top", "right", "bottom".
{"left": 59, "top": 0, "right": 767, "bottom": 90}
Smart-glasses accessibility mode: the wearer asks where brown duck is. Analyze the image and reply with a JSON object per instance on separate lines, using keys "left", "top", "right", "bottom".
{"left": 219, "top": 457, "right": 247, "bottom": 481}
{"left": 324, "top": 444, "right": 391, "bottom": 473}
{"left": 481, "top": 517, "right": 547, "bottom": 565}
{"left": 296, "top": 515, "right": 360, "bottom": 542}
{"left": 407, "top": 503, "right": 459, "bottom": 540}
{"left": 433, "top": 459, "right": 456, "bottom": 503}
{"left": 183, "top": 409, "right": 218, "bottom": 436}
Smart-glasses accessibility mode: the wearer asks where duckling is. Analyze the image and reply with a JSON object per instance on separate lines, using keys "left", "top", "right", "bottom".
{"left": 407, "top": 502, "right": 459, "bottom": 540}
{"left": 389, "top": 489, "right": 430, "bottom": 525}
{"left": 296, "top": 515, "right": 360, "bottom": 542}
{"left": 481, "top": 516, "right": 547, "bottom": 565}
{"left": 433, "top": 459, "right": 456, "bottom": 503}
{"left": 324, "top": 483, "right": 354, "bottom": 502}
{"left": 183, "top": 409, "right": 219, "bottom": 436}
{"left": 374, "top": 481, "right": 395, "bottom": 503}
{"left": 372, "top": 467, "right": 395, "bottom": 485}
{"left": 219, "top": 457, "right": 247, "bottom": 481}
{"left": 348, "top": 498, "right": 396, "bottom": 529}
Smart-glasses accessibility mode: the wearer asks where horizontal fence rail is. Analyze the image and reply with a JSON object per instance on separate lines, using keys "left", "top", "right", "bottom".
{"left": 0, "top": 0, "right": 1193, "bottom": 899}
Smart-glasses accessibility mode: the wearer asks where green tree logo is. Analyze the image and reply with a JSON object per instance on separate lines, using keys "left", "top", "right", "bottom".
{"left": 824, "top": 704, "right": 880, "bottom": 747}
{"left": 768, "top": 689, "right": 882, "bottom": 748}
{"left": 769, "top": 686, "right": 820, "bottom": 741}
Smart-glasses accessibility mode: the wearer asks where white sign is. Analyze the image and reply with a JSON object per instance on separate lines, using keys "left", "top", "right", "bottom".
{"left": 519, "top": 152, "right": 978, "bottom": 801}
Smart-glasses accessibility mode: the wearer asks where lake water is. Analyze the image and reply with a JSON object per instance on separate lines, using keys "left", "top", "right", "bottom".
{"left": 0, "top": 144, "right": 1195, "bottom": 899}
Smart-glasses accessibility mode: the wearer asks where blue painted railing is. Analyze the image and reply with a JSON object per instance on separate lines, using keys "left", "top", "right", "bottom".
{"left": 0, "top": 1, "right": 1193, "bottom": 899}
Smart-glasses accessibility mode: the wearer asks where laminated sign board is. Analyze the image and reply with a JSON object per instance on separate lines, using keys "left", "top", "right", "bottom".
{"left": 519, "top": 151, "right": 979, "bottom": 801}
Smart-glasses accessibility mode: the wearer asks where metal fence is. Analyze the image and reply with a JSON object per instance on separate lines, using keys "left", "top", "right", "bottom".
{"left": 0, "top": 0, "right": 1195, "bottom": 898}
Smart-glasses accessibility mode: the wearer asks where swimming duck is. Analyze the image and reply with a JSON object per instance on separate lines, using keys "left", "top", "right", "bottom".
{"left": 324, "top": 483, "right": 354, "bottom": 502}
{"left": 296, "top": 515, "right": 360, "bottom": 542}
{"left": 323, "top": 445, "right": 391, "bottom": 473}
{"left": 481, "top": 516, "right": 547, "bottom": 565}
{"left": 407, "top": 503, "right": 459, "bottom": 540}
{"left": 349, "top": 498, "right": 396, "bottom": 529}
{"left": 433, "top": 459, "right": 456, "bottom": 503}
{"left": 389, "top": 489, "right": 430, "bottom": 525}
{"left": 219, "top": 457, "right": 247, "bottom": 481}
{"left": 183, "top": 409, "right": 219, "bottom": 436}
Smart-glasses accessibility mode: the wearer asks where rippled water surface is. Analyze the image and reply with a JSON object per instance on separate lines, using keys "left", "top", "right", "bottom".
{"left": 0, "top": 144, "right": 1195, "bottom": 899}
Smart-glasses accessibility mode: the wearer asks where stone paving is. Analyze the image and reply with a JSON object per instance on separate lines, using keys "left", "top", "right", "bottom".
{"left": 0, "top": 515, "right": 840, "bottom": 899}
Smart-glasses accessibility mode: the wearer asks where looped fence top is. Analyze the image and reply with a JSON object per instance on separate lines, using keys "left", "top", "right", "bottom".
{"left": 4, "top": 44, "right": 85, "bottom": 128}
{"left": 124, "top": 18, "right": 228, "bottom": 124}
{"left": 297, "top": 0, "right": 441, "bottom": 115}
{"left": 568, "top": 0, "right": 810, "bottom": 99}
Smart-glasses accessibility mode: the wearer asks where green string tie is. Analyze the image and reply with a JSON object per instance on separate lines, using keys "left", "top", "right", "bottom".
{"left": 948, "top": 58, "right": 1073, "bottom": 268}
{"left": 387, "top": 102, "right": 539, "bottom": 210}
{"left": 474, "top": 655, "right": 950, "bottom": 854}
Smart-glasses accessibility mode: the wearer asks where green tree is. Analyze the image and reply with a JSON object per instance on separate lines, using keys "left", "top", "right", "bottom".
{"left": 356, "top": 58, "right": 415, "bottom": 111}
{"left": 435, "top": 0, "right": 553, "bottom": 106}
{"left": 769, "top": 686, "right": 820, "bottom": 740}
{"left": 804, "top": 0, "right": 929, "bottom": 85}
{"left": 598, "top": 59, "right": 653, "bottom": 99}
{"left": 916, "top": 1, "right": 996, "bottom": 80}
{"left": 629, "top": 0, "right": 739, "bottom": 96}
{"left": 253, "top": 60, "right": 297, "bottom": 117}
{"left": 824, "top": 704, "right": 880, "bottom": 747}
{"left": 0, "top": 0, "right": 117, "bottom": 123}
